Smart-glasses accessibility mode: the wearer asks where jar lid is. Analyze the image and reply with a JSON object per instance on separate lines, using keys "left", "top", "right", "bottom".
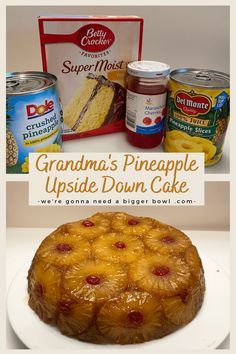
{"left": 127, "top": 61, "right": 170, "bottom": 78}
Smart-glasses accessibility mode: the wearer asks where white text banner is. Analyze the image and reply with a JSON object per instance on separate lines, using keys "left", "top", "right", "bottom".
{"left": 29, "top": 152, "right": 204, "bottom": 206}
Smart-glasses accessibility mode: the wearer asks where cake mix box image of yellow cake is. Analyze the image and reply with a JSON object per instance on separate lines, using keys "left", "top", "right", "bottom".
{"left": 38, "top": 16, "right": 143, "bottom": 140}
{"left": 64, "top": 73, "right": 126, "bottom": 134}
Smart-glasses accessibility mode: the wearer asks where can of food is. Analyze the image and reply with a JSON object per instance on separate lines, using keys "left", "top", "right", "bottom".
{"left": 6, "top": 71, "right": 63, "bottom": 173}
{"left": 164, "top": 68, "right": 230, "bottom": 166}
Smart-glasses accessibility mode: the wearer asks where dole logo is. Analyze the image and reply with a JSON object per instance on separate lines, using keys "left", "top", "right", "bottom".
{"left": 175, "top": 91, "right": 211, "bottom": 116}
{"left": 77, "top": 23, "right": 115, "bottom": 52}
{"left": 26, "top": 100, "right": 54, "bottom": 118}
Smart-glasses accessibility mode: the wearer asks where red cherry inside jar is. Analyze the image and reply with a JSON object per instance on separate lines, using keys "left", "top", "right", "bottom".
{"left": 126, "top": 61, "right": 170, "bottom": 149}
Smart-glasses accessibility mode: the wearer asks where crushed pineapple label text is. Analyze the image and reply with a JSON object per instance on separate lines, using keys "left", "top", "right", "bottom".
{"left": 29, "top": 153, "right": 204, "bottom": 206}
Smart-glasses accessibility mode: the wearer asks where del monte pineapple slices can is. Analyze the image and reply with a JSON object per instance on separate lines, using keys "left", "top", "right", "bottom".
{"left": 164, "top": 68, "right": 230, "bottom": 166}
{"left": 6, "top": 72, "right": 63, "bottom": 173}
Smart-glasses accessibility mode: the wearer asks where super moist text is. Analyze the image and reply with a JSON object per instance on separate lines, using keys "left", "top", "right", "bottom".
{"left": 62, "top": 59, "right": 126, "bottom": 75}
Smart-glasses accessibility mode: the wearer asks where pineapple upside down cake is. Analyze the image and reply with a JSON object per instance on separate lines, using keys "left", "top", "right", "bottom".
{"left": 27, "top": 212, "right": 205, "bottom": 344}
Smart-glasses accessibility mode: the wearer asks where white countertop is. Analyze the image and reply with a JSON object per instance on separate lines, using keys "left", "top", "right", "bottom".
{"left": 5, "top": 131, "right": 230, "bottom": 182}
{"left": 6, "top": 228, "right": 230, "bottom": 349}
{"left": 63, "top": 131, "right": 230, "bottom": 175}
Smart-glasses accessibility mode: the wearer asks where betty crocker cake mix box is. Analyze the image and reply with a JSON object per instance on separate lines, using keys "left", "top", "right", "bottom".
{"left": 38, "top": 15, "right": 143, "bottom": 140}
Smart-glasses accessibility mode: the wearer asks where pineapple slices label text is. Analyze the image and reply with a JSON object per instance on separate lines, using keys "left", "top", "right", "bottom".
{"left": 29, "top": 153, "right": 204, "bottom": 206}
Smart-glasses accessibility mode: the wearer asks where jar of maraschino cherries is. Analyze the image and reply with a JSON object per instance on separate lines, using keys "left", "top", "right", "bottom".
{"left": 126, "top": 61, "right": 170, "bottom": 148}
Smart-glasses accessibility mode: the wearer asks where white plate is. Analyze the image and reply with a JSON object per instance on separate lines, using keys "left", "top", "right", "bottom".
{"left": 7, "top": 255, "right": 230, "bottom": 350}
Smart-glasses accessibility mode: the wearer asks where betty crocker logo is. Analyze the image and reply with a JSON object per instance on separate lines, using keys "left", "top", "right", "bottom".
{"left": 77, "top": 23, "right": 115, "bottom": 52}
{"left": 174, "top": 91, "right": 211, "bottom": 116}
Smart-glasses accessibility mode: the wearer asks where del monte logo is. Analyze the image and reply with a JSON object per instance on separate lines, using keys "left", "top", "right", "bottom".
{"left": 174, "top": 90, "right": 211, "bottom": 117}
{"left": 77, "top": 23, "right": 115, "bottom": 53}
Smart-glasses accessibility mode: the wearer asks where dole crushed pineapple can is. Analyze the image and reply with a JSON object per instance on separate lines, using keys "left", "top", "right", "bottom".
{"left": 164, "top": 68, "right": 230, "bottom": 166}
{"left": 6, "top": 72, "right": 63, "bottom": 173}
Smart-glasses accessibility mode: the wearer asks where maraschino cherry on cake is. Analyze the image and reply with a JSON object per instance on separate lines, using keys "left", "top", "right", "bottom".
{"left": 27, "top": 212, "right": 205, "bottom": 344}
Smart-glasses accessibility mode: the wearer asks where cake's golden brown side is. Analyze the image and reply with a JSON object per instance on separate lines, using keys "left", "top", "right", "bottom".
{"left": 27, "top": 212, "right": 205, "bottom": 345}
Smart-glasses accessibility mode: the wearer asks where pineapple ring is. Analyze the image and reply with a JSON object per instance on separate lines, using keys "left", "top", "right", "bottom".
{"left": 66, "top": 213, "right": 111, "bottom": 239}
{"left": 28, "top": 294, "right": 58, "bottom": 324}
{"left": 163, "top": 140, "right": 179, "bottom": 152}
{"left": 28, "top": 261, "right": 62, "bottom": 322}
{"left": 205, "top": 152, "right": 222, "bottom": 166}
{"left": 165, "top": 130, "right": 192, "bottom": 142}
{"left": 162, "top": 284, "right": 204, "bottom": 326}
{"left": 97, "top": 291, "right": 163, "bottom": 344}
{"left": 144, "top": 229, "right": 191, "bottom": 255}
{"left": 35, "top": 143, "right": 62, "bottom": 153}
{"left": 57, "top": 300, "right": 94, "bottom": 335}
{"left": 63, "top": 260, "right": 128, "bottom": 302}
{"left": 36, "top": 233, "right": 91, "bottom": 267}
{"left": 185, "top": 245, "right": 205, "bottom": 292}
{"left": 191, "top": 137, "right": 216, "bottom": 162}
{"left": 164, "top": 131, "right": 216, "bottom": 162}
{"left": 167, "top": 138, "right": 203, "bottom": 153}
{"left": 92, "top": 232, "right": 145, "bottom": 263}
{"left": 111, "top": 212, "right": 155, "bottom": 236}
{"left": 129, "top": 254, "right": 190, "bottom": 297}
{"left": 28, "top": 261, "right": 62, "bottom": 303}
{"left": 164, "top": 130, "right": 193, "bottom": 153}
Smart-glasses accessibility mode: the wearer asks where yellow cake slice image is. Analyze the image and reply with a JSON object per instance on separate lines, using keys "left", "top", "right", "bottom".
{"left": 64, "top": 74, "right": 126, "bottom": 133}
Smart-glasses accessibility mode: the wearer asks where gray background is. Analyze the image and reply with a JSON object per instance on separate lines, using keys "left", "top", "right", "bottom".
{"left": 7, "top": 6, "right": 229, "bottom": 73}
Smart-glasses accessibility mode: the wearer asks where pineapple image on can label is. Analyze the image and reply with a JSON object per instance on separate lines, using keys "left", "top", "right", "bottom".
{"left": 164, "top": 69, "right": 230, "bottom": 166}
{"left": 6, "top": 72, "right": 63, "bottom": 173}
{"left": 6, "top": 97, "right": 18, "bottom": 167}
